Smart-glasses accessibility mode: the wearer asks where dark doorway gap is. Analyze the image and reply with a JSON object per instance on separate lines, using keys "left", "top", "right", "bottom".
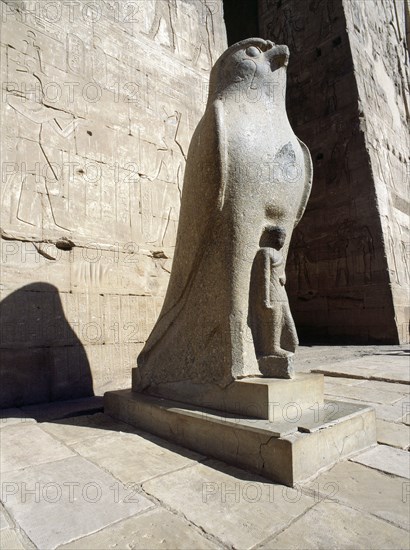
{"left": 223, "top": 0, "right": 260, "bottom": 46}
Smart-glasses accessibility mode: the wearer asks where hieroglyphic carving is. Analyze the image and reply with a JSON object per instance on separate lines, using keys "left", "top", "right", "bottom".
{"left": 66, "top": 33, "right": 85, "bottom": 76}
{"left": 1, "top": 1, "right": 227, "bottom": 404}
{"left": 23, "top": 30, "right": 44, "bottom": 74}
{"left": 92, "top": 36, "right": 107, "bottom": 86}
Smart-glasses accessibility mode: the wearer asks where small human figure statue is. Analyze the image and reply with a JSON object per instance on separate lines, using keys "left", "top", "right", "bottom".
{"left": 249, "top": 225, "right": 298, "bottom": 378}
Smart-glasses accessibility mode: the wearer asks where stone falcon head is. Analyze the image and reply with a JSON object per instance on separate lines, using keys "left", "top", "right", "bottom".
{"left": 208, "top": 38, "right": 290, "bottom": 102}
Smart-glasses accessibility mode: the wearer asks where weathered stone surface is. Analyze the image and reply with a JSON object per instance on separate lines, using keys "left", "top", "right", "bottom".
{"left": 135, "top": 37, "right": 313, "bottom": 390}
{"left": 374, "top": 398, "right": 409, "bottom": 423}
{"left": 1, "top": 396, "right": 407, "bottom": 550}
{"left": 138, "top": 373, "right": 324, "bottom": 421}
{"left": 343, "top": 0, "right": 410, "bottom": 345}
{"left": 71, "top": 430, "right": 203, "bottom": 484}
{"left": 351, "top": 444, "right": 410, "bottom": 479}
{"left": 259, "top": 501, "right": 409, "bottom": 550}
{"left": 0, "top": 409, "right": 35, "bottom": 430}
{"left": 0, "top": 0, "right": 227, "bottom": 406}
{"left": 40, "top": 412, "right": 140, "bottom": 446}
{"left": 20, "top": 397, "right": 103, "bottom": 421}
{"left": 58, "top": 508, "right": 218, "bottom": 550}
{"left": 295, "top": 346, "right": 408, "bottom": 372}
{"left": 105, "top": 389, "right": 376, "bottom": 486}
{"left": 358, "top": 379, "right": 410, "bottom": 395}
{"left": 305, "top": 461, "right": 410, "bottom": 529}
{"left": 324, "top": 381, "right": 404, "bottom": 405}
{"left": 324, "top": 376, "right": 366, "bottom": 387}
{"left": 0, "top": 424, "right": 74, "bottom": 473}
{"left": 313, "top": 356, "right": 410, "bottom": 384}
{"left": 1, "top": 456, "right": 153, "bottom": 549}
{"left": 143, "top": 460, "right": 314, "bottom": 549}
{"left": 259, "top": 0, "right": 409, "bottom": 344}
{"left": 0, "top": 528, "right": 25, "bottom": 550}
{"left": 0, "top": 510, "right": 10, "bottom": 530}
{"left": 376, "top": 419, "right": 410, "bottom": 450}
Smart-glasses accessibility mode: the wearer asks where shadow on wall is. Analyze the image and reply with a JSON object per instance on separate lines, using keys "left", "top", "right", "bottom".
{"left": 0, "top": 283, "right": 93, "bottom": 408}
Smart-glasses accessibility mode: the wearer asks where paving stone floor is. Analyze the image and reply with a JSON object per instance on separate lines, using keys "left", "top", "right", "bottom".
{"left": 0, "top": 346, "right": 409, "bottom": 549}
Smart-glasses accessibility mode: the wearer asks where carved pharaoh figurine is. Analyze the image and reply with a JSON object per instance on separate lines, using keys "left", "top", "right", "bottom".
{"left": 249, "top": 226, "right": 298, "bottom": 378}
{"left": 135, "top": 38, "right": 312, "bottom": 393}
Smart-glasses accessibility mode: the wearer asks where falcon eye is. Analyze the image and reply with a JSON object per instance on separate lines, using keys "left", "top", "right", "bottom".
{"left": 245, "top": 46, "right": 261, "bottom": 57}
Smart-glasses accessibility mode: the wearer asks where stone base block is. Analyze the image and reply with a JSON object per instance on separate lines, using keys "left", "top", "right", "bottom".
{"left": 257, "top": 355, "right": 294, "bottom": 378}
{"left": 132, "top": 372, "right": 324, "bottom": 421}
{"left": 104, "top": 389, "right": 376, "bottom": 487}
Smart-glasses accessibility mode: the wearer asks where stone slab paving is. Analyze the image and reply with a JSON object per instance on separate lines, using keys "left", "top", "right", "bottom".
{"left": 58, "top": 508, "right": 219, "bottom": 549}
{"left": 0, "top": 509, "right": 9, "bottom": 530}
{"left": 0, "top": 424, "right": 75, "bottom": 473}
{"left": 312, "top": 353, "right": 410, "bottom": 384}
{"left": 356, "top": 379, "right": 410, "bottom": 395}
{"left": 0, "top": 411, "right": 408, "bottom": 549}
{"left": 0, "top": 528, "right": 25, "bottom": 549}
{"left": 324, "top": 376, "right": 365, "bottom": 387}
{"left": 320, "top": 392, "right": 409, "bottom": 423}
{"left": 324, "top": 381, "right": 405, "bottom": 404}
{"left": 304, "top": 461, "right": 409, "bottom": 530}
{"left": 351, "top": 444, "right": 410, "bottom": 479}
{"left": 295, "top": 346, "right": 408, "bottom": 373}
{"left": 21, "top": 397, "right": 104, "bottom": 422}
{"left": 0, "top": 346, "right": 409, "bottom": 549}
{"left": 374, "top": 398, "right": 410, "bottom": 423}
{"left": 257, "top": 501, "right": 409, "bottom": 549}
{"left": 0, "top": 409, "right": 35, "bottom": 430}
{"left": 376, "top": 419, "right": 410, "bottom": 449}
{"left": 1, "top": 455, "right": 153, "bottom": 549}
{"left": 40, "top": 413, "right": 142, "bottom": 446}
{"left": 71, "top": 431, "right": 204, "bottom": 485}
{"left": 143, "top": 460, "right": 315, "bottom": 549}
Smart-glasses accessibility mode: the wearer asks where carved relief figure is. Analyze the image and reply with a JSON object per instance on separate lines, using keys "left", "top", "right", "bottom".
{"left": 145, "top": 0, "right": 176, "bottom": 51}
{"left": 190, "top": 3, "right": 214, "bottom": 69}
{"left": 249, "top": 226, "right": 298, "bottom": 377}
{"left": 291, "top": 229, "right": 312, "bottom": 293}
{"left": 386, "top": 216, "right": 401, "bottom": 285}
{"left": 4, "top": 33, "right": 80, "bottom": 233}
{"left": 309, "top": 0, "right": 334, "bottom": 39}
{"left": 353, "top": 224, "right": 374, "bottom": 284}
{"left": 329, "top": 219, "right": 351, "bottom": 287}
{"left": 140, "top": 108, "right": 185, "bottom": 245}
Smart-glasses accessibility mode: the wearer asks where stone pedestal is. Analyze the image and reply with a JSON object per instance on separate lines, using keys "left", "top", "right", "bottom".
{"left": 132, "top": 372, "right": 324, "bottom": 421}
{"left": 105, "top": 372, "right": 376, "bottom": 487}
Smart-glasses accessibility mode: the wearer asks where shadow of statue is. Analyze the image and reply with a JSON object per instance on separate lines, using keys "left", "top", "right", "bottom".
{"left": 0, "top": 283, "right": 93, "bottom": 408}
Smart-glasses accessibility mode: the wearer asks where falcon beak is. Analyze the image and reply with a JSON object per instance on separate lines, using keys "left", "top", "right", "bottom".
{"left": 265, "top": 44, "right": 290, "bottom": 69}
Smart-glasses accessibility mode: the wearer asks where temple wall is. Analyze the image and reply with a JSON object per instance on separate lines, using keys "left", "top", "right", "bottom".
{"left": 1, "top": 0, "right": 408, "bottom": 408}
{"left": 343, "top": 0, "right": 409, "bottom": 342}
{"left": 259, "top": 0, "right": 409, "bottom": 344}
{"left": 0, "top": 0, "right": 227, "bottom": 406}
